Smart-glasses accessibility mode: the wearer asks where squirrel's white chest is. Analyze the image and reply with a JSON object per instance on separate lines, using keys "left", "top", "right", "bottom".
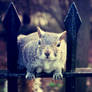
{"left": 40, "top": 60, "right": 61, "bottom": 73}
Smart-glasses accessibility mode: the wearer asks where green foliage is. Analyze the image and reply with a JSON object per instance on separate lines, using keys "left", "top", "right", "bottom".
{"left": 49, "top": 82, "right": 62, "bottom": 88}
{"left": 49, "top": 82, "right": 56, "bottom": 87}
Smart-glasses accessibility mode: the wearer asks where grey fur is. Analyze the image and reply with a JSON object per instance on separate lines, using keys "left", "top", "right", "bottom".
{"left": 17, "top": 28, "right": 67, "bottom": 80}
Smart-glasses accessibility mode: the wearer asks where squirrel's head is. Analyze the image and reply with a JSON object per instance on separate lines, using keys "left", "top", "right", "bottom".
{"left": 37, "top": 27, "right": 67, "bottom": 61}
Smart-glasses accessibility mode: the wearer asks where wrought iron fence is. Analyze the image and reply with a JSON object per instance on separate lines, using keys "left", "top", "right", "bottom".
{"left": 0, "top": 1, "right": 91, "bottom": 92}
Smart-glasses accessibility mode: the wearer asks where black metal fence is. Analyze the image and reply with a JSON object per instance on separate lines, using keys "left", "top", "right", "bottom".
{"left": 0, "top": 1, "right": 91, "bottom": 92}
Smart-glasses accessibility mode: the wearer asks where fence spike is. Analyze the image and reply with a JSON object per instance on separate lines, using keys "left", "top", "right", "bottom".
{"left": 3, "top": 2, "right": 21, "bottom": 72}
{"left": 64, "top": 2, "right": 82, "bottom": 92}
{"left": 3, "top": 2, "right": 21, "bottom": 32}
{"left": 3, "top": 1, "right": 21, "bottom": 73}
{"left": 3, "top": 2, "right": 21, "bottom": 92}
{"left": 64, "top": 2, "right": 82, "bottom": 33}
{"left": 64, "top": 1, "right": 82, "bottom": 72}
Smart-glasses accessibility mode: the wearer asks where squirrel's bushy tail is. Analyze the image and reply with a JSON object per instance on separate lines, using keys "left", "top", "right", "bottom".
{"left": 32, "top": 78, "right": 43, "bottom": 92}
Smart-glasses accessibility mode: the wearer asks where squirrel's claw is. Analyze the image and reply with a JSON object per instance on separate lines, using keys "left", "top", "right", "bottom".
{"left": 53, "top": 73, "right": 63, "bottom": 80}
{"left": 26, "top": 72, "right": 35, "bottom": 80}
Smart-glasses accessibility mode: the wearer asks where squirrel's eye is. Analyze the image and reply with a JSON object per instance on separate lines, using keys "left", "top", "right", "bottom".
{"left": 57, "top": 43, "right": 60, "bottom": 47}
{"left": 38, "top": 40, "right": 41, "bottom": 45}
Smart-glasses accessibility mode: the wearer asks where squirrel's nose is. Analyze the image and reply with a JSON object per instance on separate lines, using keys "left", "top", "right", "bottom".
{"left": 45, "top": 52, "right": 50, "bottom": 58}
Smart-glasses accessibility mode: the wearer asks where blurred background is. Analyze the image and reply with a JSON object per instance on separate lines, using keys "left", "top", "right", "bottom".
{"left": 0, "top": 0, "right": 92, "bottom": 92}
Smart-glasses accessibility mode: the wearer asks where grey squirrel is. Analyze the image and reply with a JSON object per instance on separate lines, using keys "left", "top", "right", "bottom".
{"left": 17, "top": 26, "right": 67, "bottom": 80}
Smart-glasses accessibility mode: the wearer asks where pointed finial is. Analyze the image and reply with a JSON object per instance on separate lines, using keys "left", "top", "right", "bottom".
{"left": 64, "top": 2, "right": 82, "bottom": 33}
{"left": 3, "top": 2, "right": 21, "bottom": 32}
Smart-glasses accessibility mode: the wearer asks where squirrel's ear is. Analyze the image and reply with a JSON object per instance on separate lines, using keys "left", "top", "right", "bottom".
{"left": 17, "top": 34, "right": 26, "bottom": 45}
{"left": 17, "top": 34, "right": 26, "bottom": 40}
{"left": 37, "top": 26, "right": 45, "bottom": 38}
{"left": 59, "top": 31, "right": 67, "bottom": 41}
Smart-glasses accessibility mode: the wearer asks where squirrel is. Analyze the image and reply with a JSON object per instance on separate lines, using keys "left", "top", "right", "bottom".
{"left": 17, "top": 26, "right": 67, "bottom": 91}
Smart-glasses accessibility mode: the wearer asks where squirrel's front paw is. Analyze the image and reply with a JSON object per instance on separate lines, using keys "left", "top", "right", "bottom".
{"left": 26, "top": 72, "right": 35, "bottom": 80}
{"left": 53, "top": 73, "right": 63, "bottom": 80}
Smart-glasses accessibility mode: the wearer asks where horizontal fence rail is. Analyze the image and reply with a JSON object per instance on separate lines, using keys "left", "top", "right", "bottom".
{"left": 0, "top": 68, "right": 92, "bottom": 78}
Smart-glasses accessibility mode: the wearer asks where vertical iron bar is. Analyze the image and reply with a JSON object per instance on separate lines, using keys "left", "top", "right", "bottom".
{"left": 64, "top": 2, "right": 82, "bottom": 92}
{"left": 3, "top": 2, "right": 21, "bottom": 92}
